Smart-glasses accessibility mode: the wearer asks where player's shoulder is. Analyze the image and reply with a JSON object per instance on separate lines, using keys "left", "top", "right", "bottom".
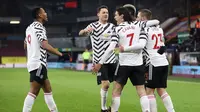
{"left": 115, "top": 22, "right": 127, "bottom": 33}
{"left": 148, "top": 25, "right": 163, "bottom": 32}
{"left": 157, "top": 25, "right": 163, "bottom": 31}
{"left": 106, "top": 22, "right": 115, "bottom": 31}
{"left": 132, "top": 20, "right": 142, "bottom": 25}
{"left": 129, "top": 21, "right": 143, "bottom": 29}
{"left": 89, "top": 21, "right": 100, "bottom": 27}
{"left": 114, "top": 25, "right": 123, "bottom": 33}
{"left": 107, "top": 22, "right": 115, "bottom": 27}
{"left": 29, "top": 21, "right": 45, "bottom": 30}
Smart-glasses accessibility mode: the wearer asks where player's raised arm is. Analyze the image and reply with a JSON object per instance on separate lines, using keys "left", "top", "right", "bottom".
{"left": 79, "top": 24, "right": 94, "bottom": 36}
{"left": 145, "top": 19, "right": 160, "bottom": 27}
{"left": 137, "top": 20, "right": 160, "bottom": 29}
{"left": 136, "top": 8, "right": 159, "bottom": 28}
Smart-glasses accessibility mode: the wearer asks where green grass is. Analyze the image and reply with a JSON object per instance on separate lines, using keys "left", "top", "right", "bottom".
{"left": 0, "top": 68, "right": 200, "bottom": 112}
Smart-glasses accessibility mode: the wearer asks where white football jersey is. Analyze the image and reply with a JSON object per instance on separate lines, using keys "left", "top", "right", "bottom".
{"left": 86, "top": 21, "right": 116, "bottom": 64}
{"left": 113, "top": 21, "right": 146, "bottom": 66}
{"left": 25, "top": 21, "right": 47, "bottom": 72}
{"left": 144, "top": 26, "right": 169, "bottom": 66}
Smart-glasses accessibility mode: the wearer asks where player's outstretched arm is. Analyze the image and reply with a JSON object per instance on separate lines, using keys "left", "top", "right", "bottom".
{"left": 42, "top": 40, "right": 62, "bottom": 56}
{"left": 79, "top": 29, "right": 88, "bottom": 36}
{"left": 122, "top": 39, "right": 147, "bottom": 52}
{"left": 145, "top": 20, "right": 160, "bottom": 27}
{"left": 79, "top": 27, "right": 93, "bottom": 36}
{"left": 121, "top": 31, "right": 148, "bottom": 52}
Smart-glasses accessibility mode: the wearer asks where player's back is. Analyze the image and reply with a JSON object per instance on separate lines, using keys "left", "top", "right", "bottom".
{"left": 144, "top": 26, "right": 168, "bottom": 66}
{"left": 25, "top": 21, "right": 47, "bottom": 72}
{"left": 116, "top": 21, "right": 143, "bottom": 66}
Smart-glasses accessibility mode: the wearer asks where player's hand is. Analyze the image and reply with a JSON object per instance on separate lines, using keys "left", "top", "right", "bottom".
{"left": 92, "top": 64, "right": 102, "bottom": 74}
{"left": 57, "top": 52, "right": 63, "bottom": 57}
{"left": 157, "top": 46, "right": 166, "bottom": 54}
{"left": 84, "top": 27, "right": 94, "bottom": 34}
{"left": 119, "top": 45, "right": 124, "bottom": 52}
{"left": 60, "top": 53, "right": 70, "bottom": 58}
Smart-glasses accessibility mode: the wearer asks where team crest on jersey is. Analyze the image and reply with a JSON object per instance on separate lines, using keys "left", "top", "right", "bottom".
{"left": 102, "top": 33, "right": 110, "bottom": 38}
{"left": 102, "top": 30, "right": 112, "bottom": 38}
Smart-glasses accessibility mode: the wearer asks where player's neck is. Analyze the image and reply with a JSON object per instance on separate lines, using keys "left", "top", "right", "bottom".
{"left": 142, "top": 19, "right": 148, "bottom": 21}
{"left": 118, "top": 20, "right": 124, "bottom": 25}
{"left": 35, "top": 19, "right": 44, "bottom": 25}
{"left": 99, "top": 20, "right": 107, "bottom": 24}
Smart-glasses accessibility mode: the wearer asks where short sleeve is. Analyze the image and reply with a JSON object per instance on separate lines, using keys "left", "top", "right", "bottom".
{"left": 35, "top": 26, "right": 47, "bottom": 42}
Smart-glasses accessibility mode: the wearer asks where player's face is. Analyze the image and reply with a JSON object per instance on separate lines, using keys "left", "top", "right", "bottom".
{"left": 136, "top": 12, "right": 146, "bottom": 21}
{"left": 114, "top": 11, "right": 123, "bottom": 25}
{"left": 98, "top": 8, "right": 109, "bottom": 22}
{"left": 136, "top": 12, "right": 143, "bottom": 21}
{"left": 39, "top": 8, "right": 48, "bottom": 22}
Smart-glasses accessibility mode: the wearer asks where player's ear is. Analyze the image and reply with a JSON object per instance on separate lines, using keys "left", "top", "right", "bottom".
{"left": 97, "top": 12, "right": 100, "bottom": 17}
{"left": 38, "top": 13, "right": 42, "bottom": 18}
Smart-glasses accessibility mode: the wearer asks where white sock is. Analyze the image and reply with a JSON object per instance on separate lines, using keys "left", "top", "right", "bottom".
{"left": 23, "top": 92, "right": 36, "bottom": 112}
{"left": 100, "top": 88, "right": 108, "bottom": 110}
{"left": 148, "top": 95, "right": 157, "bottom": 112}
{"left": 140, "top": 96, "right": 150, "bottom": 112}
{"left": 111, "top": 96, "right": 120, "bottom": 112}
{"left": 44, "top": 92, "right": 58, "bottom": 112}
{"left": 161, "top": 92, "right": 175, "bottom": 112}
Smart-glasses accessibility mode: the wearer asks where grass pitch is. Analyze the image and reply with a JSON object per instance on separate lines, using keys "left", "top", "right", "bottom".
{"left": 0, "top": 68, "right": 200, "bottom": 112}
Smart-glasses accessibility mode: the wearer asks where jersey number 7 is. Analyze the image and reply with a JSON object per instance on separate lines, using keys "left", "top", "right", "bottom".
{"left": 126, "top": 33, "right": 134, "bottom": 46}
{"left": 152, "top": 33, "right": 162, "bottom": 49}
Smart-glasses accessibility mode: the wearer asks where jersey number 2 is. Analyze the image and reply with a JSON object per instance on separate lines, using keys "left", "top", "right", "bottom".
{"left": 126, "top": 33, "right": 134, "bottom": 46}
{"left": 152, "top": 33, "right": 162, "bottom": 49}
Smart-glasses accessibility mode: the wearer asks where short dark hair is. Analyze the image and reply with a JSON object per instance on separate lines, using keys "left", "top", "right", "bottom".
{"left": 116, "top": 7, "right": 132, "bottom": 23}
{"left": 97, "top": 5, "right": 108, "bottom": 13}
{"left": 32, "top": 8, "right": 41, "bottom": 19}
{"left": 126, "top": 7, "right": 135, "bottom": 16}
{"left": 138, "top": 9, "right": 152, "bottom": 20}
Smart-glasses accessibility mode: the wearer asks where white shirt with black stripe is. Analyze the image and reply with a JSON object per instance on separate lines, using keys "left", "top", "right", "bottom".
{"left": 86, "top": 21, "right": 116, "bottom": 64}
{"left": 121, "top": 25, "right": 169, "bottom": 67}
{"left": 99, "top": 21, "right": 148, "bottom": 66}
{"left": 143, "top": 26, "right": 168, "bottom": 67}
{"left": 25, "top": 21, "right": 47, "bottom": 72}
{"left": 117, "top": 21, "right": 145, "bottom": 66}
{"left": 98, "top": 20, "right": 160, "bottom": 66}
